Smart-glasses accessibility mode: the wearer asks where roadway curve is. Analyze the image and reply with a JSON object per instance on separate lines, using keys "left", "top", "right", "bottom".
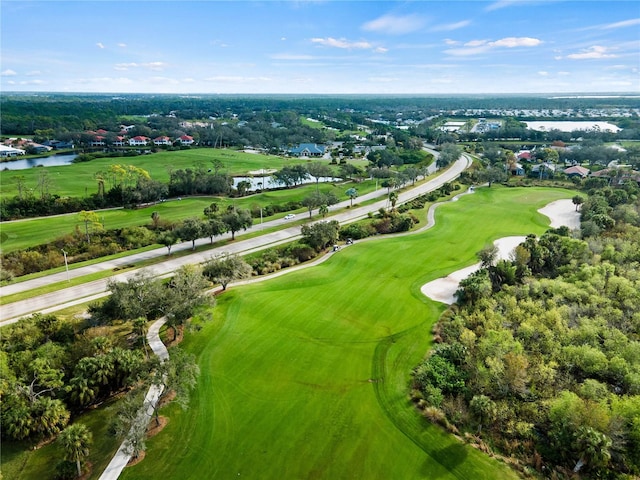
{"left": 0, "top": 154, "right": 471, "bottom": 325}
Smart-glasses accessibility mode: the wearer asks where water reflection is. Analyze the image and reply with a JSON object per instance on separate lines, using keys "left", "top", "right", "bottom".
{"left": 0, "top": 153, "right": 78, "bottom": 171}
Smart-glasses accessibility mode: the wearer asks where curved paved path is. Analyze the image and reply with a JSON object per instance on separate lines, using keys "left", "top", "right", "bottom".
{"left": 99, "top": 317, "right": 169, "bottom": 480}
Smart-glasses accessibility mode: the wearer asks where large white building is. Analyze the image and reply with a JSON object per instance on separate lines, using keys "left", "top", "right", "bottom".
{"left": 0, "top": 144, "right": 26, "bottom": 157}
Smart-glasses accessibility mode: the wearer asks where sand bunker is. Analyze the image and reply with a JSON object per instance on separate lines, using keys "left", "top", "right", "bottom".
{"left": 421, "top": 198, "right": 580, "bottom": 305}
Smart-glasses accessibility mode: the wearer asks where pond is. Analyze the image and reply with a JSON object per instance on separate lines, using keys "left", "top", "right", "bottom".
{"left": 0, "top": 153, "right": 78, "bottom": 171}
{"left": 233, "top": 175, "right": 343, "bottom": 191}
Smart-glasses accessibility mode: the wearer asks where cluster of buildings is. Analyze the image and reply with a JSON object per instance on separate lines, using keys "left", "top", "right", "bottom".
{"left": 1, "top": 138, "right": 73, "bottom": 157}
{"left": 87, "top": 129, "right": 195, "bottom": 148}
{"left": 446, "top": 107, "right": 639, "bottom": 118}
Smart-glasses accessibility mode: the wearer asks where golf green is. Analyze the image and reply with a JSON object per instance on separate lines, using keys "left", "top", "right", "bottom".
{"left": 121, "top": 187, "right": 574, "bottom": 479}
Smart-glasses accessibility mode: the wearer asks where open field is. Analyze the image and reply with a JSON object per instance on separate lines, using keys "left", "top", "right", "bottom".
{"left": 0, "top": 148, "right": 368, "bottom": 200}
{"left": 0, "top": 181, "right": 374, "bottom": 253}
{"left": 119, "top": 186, "right": 574, "bottom": 480}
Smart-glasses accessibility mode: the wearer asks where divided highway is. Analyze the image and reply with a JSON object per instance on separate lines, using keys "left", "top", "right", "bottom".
{"left": 0, "top": 154, "right": 471, "bottom": 325}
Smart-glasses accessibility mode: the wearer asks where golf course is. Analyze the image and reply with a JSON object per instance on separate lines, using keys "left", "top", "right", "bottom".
{"left": 119, "top": 186, "right": 575, "bottom": 480}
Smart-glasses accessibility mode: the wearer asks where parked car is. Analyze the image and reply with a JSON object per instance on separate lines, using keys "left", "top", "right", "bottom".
{"left": 284, "top": 214, "right": 295, "bottom": 220}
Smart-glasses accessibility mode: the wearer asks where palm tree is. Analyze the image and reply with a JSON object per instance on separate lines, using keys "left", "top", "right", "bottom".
{"left": 573, "top": 426, "right": 612, "bottom": 473}
{"left": 58, "top": 423, "right": 92, "bottom": 478}
{"left": 572, "top": 195, "right": 584, "bottom": 211}
{"left": 345, "top": 187, "right": 358, "bottom": 207}
{"left": 34, "top": 397, "right": 70, "bottom": 439}
{"left": 389, "top": 191, "right": 398, "bottom": 210}
{"left": 319, "top": 204, "right": 329, "bottom": 218}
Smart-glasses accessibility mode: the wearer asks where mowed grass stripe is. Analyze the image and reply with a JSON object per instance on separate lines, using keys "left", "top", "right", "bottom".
{"left": 121, "top": 187, "right": 574, "bottom": 480}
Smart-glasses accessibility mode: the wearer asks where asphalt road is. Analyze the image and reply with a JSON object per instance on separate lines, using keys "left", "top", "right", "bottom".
{"left": 0, "top": 154, "right": 471, "bottom": 325}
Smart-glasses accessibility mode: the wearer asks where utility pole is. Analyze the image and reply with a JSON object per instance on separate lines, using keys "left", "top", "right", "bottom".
{"left": 61, "top": 249, "right": 70, "bottom": 282}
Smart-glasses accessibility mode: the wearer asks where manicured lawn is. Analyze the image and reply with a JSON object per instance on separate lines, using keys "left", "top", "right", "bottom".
{"left": 1, "top": 181, "right": 373, "bottom": 253}
{"left": 121, "top": 186, "right": 574, "bottom": 480}
{"left": 0, "top": 147, "right": 367, "bottom": 199}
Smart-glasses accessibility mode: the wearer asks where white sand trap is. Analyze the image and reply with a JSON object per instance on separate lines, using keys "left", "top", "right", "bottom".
{"left": 420, "top": 236, "right": 526, "bottom": 304}
{"left": 421, "top": 198, "right": 581, "bottom": 305}
{"left": 537, "top": 199, "right": 580, "bottom": 230}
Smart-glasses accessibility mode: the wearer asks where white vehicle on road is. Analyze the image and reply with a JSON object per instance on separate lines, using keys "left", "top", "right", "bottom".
{"left": 284, "top": 214, "right": 295, "bottom": 220}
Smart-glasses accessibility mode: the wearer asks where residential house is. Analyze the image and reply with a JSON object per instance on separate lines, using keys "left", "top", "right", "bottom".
{"left": 43, "top": 140, "right": 74, "bottom": 150}
{"left": 153, "top": 136, "right": 172, "bottom": 146}
{"left": 129, "top": 136, "right": 149, "bottom": 146}
{"left": 90, "top": 136, "right": 106, "bottom": 147}
{"left": 516, "top": 150, "right": 533, "bottom": 162}
{"left": 113, "top": 136, "right": 126, "bottom": 147}
{"left": 0, "top": 145, "right": 26, "bottom": 157}
{"left": 288, "top": 143, "right": 325, "bottom": 157}
{"left": 563, "top": 165, "right": 590, "bottom": 178}
{"left": 530, "top": 162, "right": 556, "bottom": 179}
{"left": 592, "top": 168, "right": 640, "bottom": 187}
{"left": 178, "top": 135, "right": 194, "bottom": 146}
{"left": 508, "top": 162, "right": 525, "bottom": 176}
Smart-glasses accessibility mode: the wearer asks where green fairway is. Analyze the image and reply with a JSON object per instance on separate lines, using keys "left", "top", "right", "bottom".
{"left": 121, "top": 187, "right": 573, "bottom": 480}
{"left": 0, "top": 181, "right": 369, "bottom": 253}
{"left": 0, "top": 148, "right": 368, "bottom": 200}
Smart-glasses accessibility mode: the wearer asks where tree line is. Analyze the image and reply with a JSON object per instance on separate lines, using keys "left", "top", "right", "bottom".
{"left": 412, "top": 183, "right": 640, "bottom": 478}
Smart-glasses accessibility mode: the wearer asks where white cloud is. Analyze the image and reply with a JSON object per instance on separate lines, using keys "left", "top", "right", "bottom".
{"left": 431, "top": 20, "right": 471, "bottom": 32}
{"left": 311, "top": 37, "right": 374, "bottom": 49}
{"left": 1, "top": 69, "right": 17, "bottom": 76}
{"left": 565, "top": 45, "right": 618, "bottom": 60}
{"left": 118, "top": 43, "right": 127, "bottom": 48}
{"left": 485, "top": 0, "right": 517, "bottom": 11}
{"left": 492, "top": 37, "right": 542, "bottom": 48}
{"left": 444, "top": 37, "right": 542, "bottom": 56}
{"left": 96, "top": 42, "right": 105, "bottom": 49}
{"left": 20, "top": 79, "right": 45, "bottom": 85}
{"left": 538, "top": 71, "right": 549, "bottom": 76}
{"left": 601, "top": 18, "right": 640, "bottom": 30}
{"left": 26, "top": 70, "right": 42, "bottom": 76}
{"left": 74, "top": 77, "right": 134, "bottom": 86}
{"left": 361, "top": 14, "right": 425, "bottom": 35}
{"left": 114, "top": 62, "right": 168, "bottom": 71}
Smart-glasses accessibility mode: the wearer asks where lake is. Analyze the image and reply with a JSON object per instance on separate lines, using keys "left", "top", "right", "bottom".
{"left": 0, "top": 153, "right": 78, "bottom": 171}
{"left": 233, "top": 175, "right": 342, "bottom": 191}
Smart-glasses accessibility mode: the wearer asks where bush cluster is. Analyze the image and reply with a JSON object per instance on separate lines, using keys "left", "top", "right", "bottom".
{"left": 1, "top": 225, "right": 159, "bottom": 278}
{"left": 248, "top": 242, "right": 317, "bottom": 276}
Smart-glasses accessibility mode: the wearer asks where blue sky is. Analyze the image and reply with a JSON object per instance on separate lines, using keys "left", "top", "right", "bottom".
{"left": 1, "top": 0, "right": 639, "bottom": 94}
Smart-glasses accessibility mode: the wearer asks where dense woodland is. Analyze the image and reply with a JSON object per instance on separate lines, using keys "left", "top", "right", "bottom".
{"left": 413, "top": 183, "right": 640, "bottom": 478}
{"left": 2, "top": 93, "right": 640, "bottom": 146}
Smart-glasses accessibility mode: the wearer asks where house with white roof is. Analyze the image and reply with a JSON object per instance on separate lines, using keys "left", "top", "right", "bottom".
{"left": 0, "top": 145, "right": 26, "bottom": 157}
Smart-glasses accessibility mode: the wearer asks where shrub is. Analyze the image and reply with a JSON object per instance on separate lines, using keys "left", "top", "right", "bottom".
{"left": 339, "top": 222, "right": 375, "bottom": 240}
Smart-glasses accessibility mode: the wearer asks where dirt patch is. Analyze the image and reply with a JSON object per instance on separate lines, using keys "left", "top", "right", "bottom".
{"left": 164, "top": 325, "right": 184, "bottom": 347}
{"left": 146, "top": 415, "right": 169, "bottom": 439}
{"left": 78, "top": 462, "right": 93, "bottom": 479}
{"left": 126, "top": 450, "right": 146, "bottom": 467}
{"left": 157, "top": 389, "right": 177, "bottom": 408}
